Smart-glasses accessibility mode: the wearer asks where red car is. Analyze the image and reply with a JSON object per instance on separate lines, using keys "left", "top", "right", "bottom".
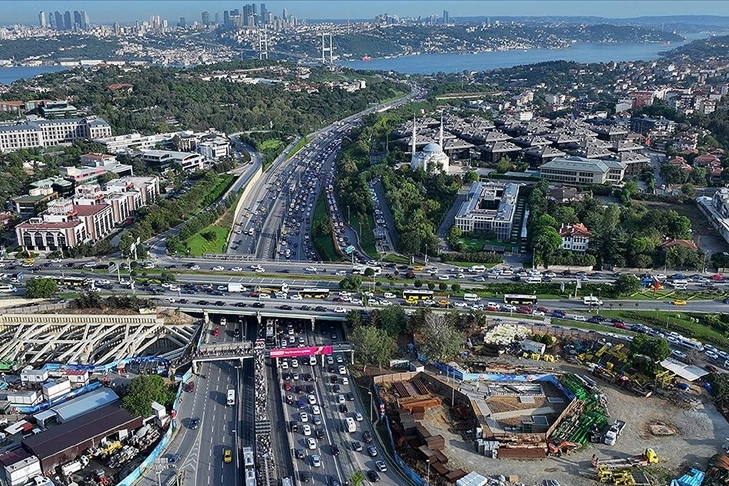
{"left": 213, "top": 327, "right": 220, "bottom": 337}
{"left": 185, "top": 381, "right": 195, "bottom": 392}
{"left": 613, "top": 322, "right": 626, "bottom": 329}
{"left": 283, "top": 382, "right": 292, "bottom": 391}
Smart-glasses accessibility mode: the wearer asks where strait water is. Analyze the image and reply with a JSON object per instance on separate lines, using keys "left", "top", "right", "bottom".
{"left": 0, "top": 65, "right": 70, "bottom": 85}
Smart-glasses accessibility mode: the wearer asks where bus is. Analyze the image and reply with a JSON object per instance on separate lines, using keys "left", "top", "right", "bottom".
{"left": 242, "top": 447, "right": 255, "bottom": 468}
{"left": 503, "top": 294, "right": 538, "bottom": 305}
{"left": 255, "top": 283, "right": 290, "bottom": 294}
{"left": 227, "top": 389, "right": 236, "bottom": 406}
{"left": 352, "top": 264, "right": 382, "bottom": 276}
{"left": 403, "top": 289, "right": 434, "bottom": 303}
{"left": 463, "top": 293, "right": 481, "bottom": 303}
{"left": 345, "top": 417, "right": 357, "bottom": 433}
{"left": 49, "top": 276, "right": 91, "bottom": 287}
{"left": 298, "top": 288, "right": 331, "bottom": 299}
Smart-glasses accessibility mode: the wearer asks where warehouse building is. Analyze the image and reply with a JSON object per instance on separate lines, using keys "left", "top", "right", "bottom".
{"left": 0, "top": 448, "right": 42, "bottom": 486}
{"left": 22, "top": 404, "right": 142, "bottom": 474}
{"left": 33, "top": 388, "right": 120, "bottom": 427}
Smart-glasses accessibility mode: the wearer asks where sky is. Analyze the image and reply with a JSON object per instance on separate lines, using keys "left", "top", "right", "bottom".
{"left": 5, "top": 1, "right": 729, "bottom": 25}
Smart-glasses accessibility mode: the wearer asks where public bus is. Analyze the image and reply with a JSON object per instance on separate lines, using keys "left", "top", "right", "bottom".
{"left": 352, "top": 264, "right": 382, "bottom": 276}
{"left": 503, "top": 294, "right": 538, "bottom": 305}
{"left": 255, "top": 283, "right": 290, "bottom": 294}
{"left": 298, "top": 288, "right": 331, "bottom": 299}
{"left": 49, "top": 276, "right": 91, "bottom": 288}
{"left": 403, "top": 289, "right": 434, "bottom": 303}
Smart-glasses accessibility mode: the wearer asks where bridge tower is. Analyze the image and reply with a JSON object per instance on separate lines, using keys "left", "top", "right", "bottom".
{"left": 258, "top": 27, "right": 269, "bottom": 60}
{"left": 321, "top": 32, "right": 333, "bottom": 64}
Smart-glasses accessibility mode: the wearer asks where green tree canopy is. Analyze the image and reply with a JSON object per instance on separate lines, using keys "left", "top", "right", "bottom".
{"left": 122, "top": 375, "right": 175, "bottom": 418}
{"left": 613, "top": 274, "right": 641, "bottom": 296}
{"left": 25, "top": 278, "right": 58, "bottom": 298}
{"left": 350, "top": 325, "right": 395, "bottom": 368}
{"left": 417, "top": 313, "right": 463, "bottom": 362}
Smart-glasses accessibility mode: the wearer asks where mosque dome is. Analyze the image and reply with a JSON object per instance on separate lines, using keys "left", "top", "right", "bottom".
{"left": 422, "top": 142, "right": 443, "bottom": 153}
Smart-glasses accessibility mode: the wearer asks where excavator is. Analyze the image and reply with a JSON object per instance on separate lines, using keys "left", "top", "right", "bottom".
{"left": 547, "top": 440, "right": 580, "bottom": 456}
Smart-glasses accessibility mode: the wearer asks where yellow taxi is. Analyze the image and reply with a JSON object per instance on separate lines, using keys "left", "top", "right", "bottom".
{"left": 223, "top": 449, "right": 233, "bottom": 463}
{"left": 672, "top": 299, "right": 687, "bottom": 306}
{"left": 438, "top": 300, "right": 450, "bottom": 308}
{"left": 413, "top": 266, "right": 424, "bottom": 271}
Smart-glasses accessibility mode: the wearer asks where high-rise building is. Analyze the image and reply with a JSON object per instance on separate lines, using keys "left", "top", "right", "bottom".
{"left": 201, "top": 11, "right": 210, "bottom": 25}
{"left": 260, "top": 4, "right": 268, "bottom": 24}
{"left": 179, "top": 17, "right": 186, "bottom": 27}
{"left": 54, "top": 11, "right": 63, "bottom": 30}
{"left": 443, "top": 10, "right": 449, "bottom": 24}
{"left": 63, "top": 11, "right": 72, "bottom": 30}
{"left": 282, "top": 8, "right": 287, "bottom": 21}
{"left": 214, "top": 12, "right": 220, "bottom": 25}
{"left": 38, "top": 11, "right": 47, "bottom": 28}
{"left": 223, "top": 10, "right": 230, "bottom": 26}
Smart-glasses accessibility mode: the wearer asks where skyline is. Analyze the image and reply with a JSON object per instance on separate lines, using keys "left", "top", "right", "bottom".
{"left": 7, "top": 1, "right": 729, "bottom": 25}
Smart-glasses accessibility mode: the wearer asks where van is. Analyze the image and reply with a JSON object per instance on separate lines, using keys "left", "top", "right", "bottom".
{"left": 469, "top": 265, "right": 486, "bottom": 273}
{"left": 345, "top": 417, "right": 356, "bottom": 433}
{"left": 463, "top": 293, "right": 480, "bottom": 303}
{"left": 227, "top": 389, "right": 236, "bottom": 406}
{"left": 583, "top": 296, "right": 603, "bottom": 306}
{"left": 524, "top": 276, "right": 542, "bottom": 283}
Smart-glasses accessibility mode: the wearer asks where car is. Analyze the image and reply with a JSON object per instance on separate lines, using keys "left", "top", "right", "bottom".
{"left": 315, "top": 306, "right": 327, "bottom": 312}
{"left": 302, "top": 424, "right": 311, "bottom": 436}
{"left": 352, "top": 441, "right": 363, "bottom": 452}
{"left": 337, "top": 394, "right": 346, "bottom": 404}
{"left": 311, "top": 454, "right": 321, "bottom": 467}
{"left": 300, "top": 305, "right": 312, "bottom": 311}
{"left": 572, "top": 315, "right": 587, "bottom": 322}
{"left": 375, "top": 460, "right": 387, "bottom": 472}
{"left": 367, "top": 470, "right": 381, "bottom": 482}
{"left": 223, "top": 448, "right": 233, "bottom": 463}
{"left": 213, "top": 328, "right": 220, "bottom": 337}
{"left": 346, "top": 392, "right": 354, "bottom": 401}
{"left": 185, "top": 381, "right": 195, "bottom": 392}
{"left": 252, "top": 302, "right": 265, "bottom": 308}
{"left": 295, "top": 448, "right": 305, "bottom": 460}
{"left": 279, "top": 304, "right": 293, "bottom": 310}
{"left": 312, "top": 404, "right": 321, "bottom": 415}
{"left": 338, "top": 365, "right": 347, "bottom": 375}
{"left": 290, "top": 294, "right": 303, "bottom": 300}
{"left": 330, "top": 444, "right": 340, "bottom": 456}
{"left": 189, "top": 417, "right": 199, "bottom": 429}
{"left": 367, "top": 446, "right": 378, "bottom": 457}
{"left": 300, "top": 471, "right": 312, "bottom": 483}
{"left": 307, "top": 394, "right": 317, "bottom": 405}
{"left": 315, "top": 429, "right": 325, "bottom": 440}
{"left": 212, "top": 266, "right": 225, "bottom": 271}
{"left": 706, "top": 364, "right": 720, "bottom": 373}
{"left": 214, "top": 300, "right": 226, "bottom": 306}
{"left": 339, "top": 404, "right": 349, "bottom": 413}
{"left": 328, "top": 476, "right": 342, "bottom": 486}
{"left": 300, "top": 412, "right": 309, "bottom": 422}
{"left": 255, "top": 267, "right": 266, "bottom": 273}
{"left": 290, "top": 420, "right": 299, "bottom": 432}
{"left": 672, "top": 299, "right": 687, "bottom": 305}
{"left": 363, "top": 431, "right": 373, "bottom": 443}
{"left": 354, "top": 412, "right": 363, "bottom": 421}
{"left": 332, "top": 384, "right": 341, "bottom": 393}
{"left": 333, "top": 306, "right": 347, "bottom": 314}
{"left": 307, "top": 437, "right": 317, "bottom": 449}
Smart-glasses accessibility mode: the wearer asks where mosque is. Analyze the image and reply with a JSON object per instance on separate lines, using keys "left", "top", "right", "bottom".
{"left": 410, "top": 116, "right": 450, "bottom": 172}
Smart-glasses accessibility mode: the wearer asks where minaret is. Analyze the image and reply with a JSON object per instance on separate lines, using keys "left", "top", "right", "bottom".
{"left": 411, "top": 115, "right": 416, "bottom": 154}
{"left": 439, "top": 113, "right": 444, "bottom": 148}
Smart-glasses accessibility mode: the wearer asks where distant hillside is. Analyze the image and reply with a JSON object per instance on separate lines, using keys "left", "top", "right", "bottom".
{"left": 660, "top": 34, "right": 729, "bottom": 59}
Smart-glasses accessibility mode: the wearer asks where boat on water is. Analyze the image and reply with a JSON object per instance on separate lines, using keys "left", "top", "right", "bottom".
{"left": 361, "top": 56, "right": 373, "bottom": 61}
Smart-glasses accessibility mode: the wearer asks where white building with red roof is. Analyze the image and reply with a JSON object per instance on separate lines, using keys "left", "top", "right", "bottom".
{"left": 560, "top": 223, "right": 592, "bottom": 252}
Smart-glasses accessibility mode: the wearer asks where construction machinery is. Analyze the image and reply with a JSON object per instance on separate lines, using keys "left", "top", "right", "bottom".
{"left": 547, "top": 440, "right": 580, "bottom": 456}
{"left": 596, "top": 465, "right": 650, "bottom": 485}
{"left": 592, "top": 448, "right": 658, "bottom": 470}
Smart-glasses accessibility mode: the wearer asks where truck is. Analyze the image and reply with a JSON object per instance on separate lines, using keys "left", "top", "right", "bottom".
{"left": 592, "top": 448, "right": 658, "bottom": 470}
{"left": 603, "top": 420, "right": 626, "bottom": 446}
{"left": 228, "top": 283, "right": 244, "bottom": 293}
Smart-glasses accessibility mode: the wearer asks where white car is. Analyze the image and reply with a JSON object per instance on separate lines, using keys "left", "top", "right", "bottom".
{"left": 383, "top": 292, "right": 396, "bottom": 299}
{"left": 300, "top": 412, "right": 309, "bottom": 422}
{"left": 290, "top": 294, "right": 303, "bottom": 301}
{"left": 307, "top": 438, "right": 317, "bottom": 449}
{"left": 212, "top": 266, "right": 225, "bottom": 271}
{"left": 453, "top": 302, "right": 468, "bottom": 308}
{"left": 572, "top": 315, "right": 587, "bottom": 322}
{"left": 312, "top": 405, "right": 321, "bottom": 415}
{"left": 255, "top": 267, "right": 266, "bottom": 273}
{"left": 338, "top": 365, "right": 346, "bottom": 375}
{"left": 259, "top": 294, "right": 271, "bottom": 300}
{"left": 438, "top": 275, "right": 450, "bottom": 281}
{"left": 334, "top": 307, "right": 347, "bottom": 314}
{"left": 311, "top": 454, "right": 321, "bottom": 467}
{"left": 502, "top": 304, "right": 516, "bottom": 312}
{"left": 305, "top": 266, "right": 318, "bottom": 272}
{"left": 302, "top": 424, "right": 311, "bottom": 436}
{"left": 307, "top": 394, "right": 317, "bottom": 405}
{"left": 354, "top": 412, "right": 363, "bottom": 422}
{"left": 231, "top": 266, "right": 243, "bottom": 272}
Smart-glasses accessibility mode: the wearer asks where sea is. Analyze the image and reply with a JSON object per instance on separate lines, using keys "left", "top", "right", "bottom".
{"left": 340, "top": 35, "right": 710, "bottom": 74}
{"left": 0, "top": 65, "right": 70, "bottom": 85}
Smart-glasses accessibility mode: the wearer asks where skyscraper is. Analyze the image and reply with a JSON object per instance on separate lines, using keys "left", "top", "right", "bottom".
{"left": 443, "top": 10, "right": 449, "bottom": 24}
{"left": 223, "top": 10, "right": 230, "bottom": 27}
{"left": 54, "top": 11, "right": 63, "bottom": 30}
{"left": 38, "top": 11, "right": 47, "bottom": 28}
{"left": 260, "top": 4, "right": 268, "bottom": 24}
{"left": 179, "top": 17, "right": 186, "bottom": 28}
{"left": 63, "top": 11, "right": 72, "bottom": 30}
{"left": 214, "top": 12, "right": 220, "bottom": 25}
{"left": 201, "top": 11, "right": 210, "bottom": 25}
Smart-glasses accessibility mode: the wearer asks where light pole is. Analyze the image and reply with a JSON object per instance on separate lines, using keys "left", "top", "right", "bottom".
{"left": 426, "top": 459, "right": 430, "bottom": 486}
{"left": 368, "top": 391, "right": 374, "bottom": 422}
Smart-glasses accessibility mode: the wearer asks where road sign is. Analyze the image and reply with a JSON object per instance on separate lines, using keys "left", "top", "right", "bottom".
{"left": 345, "top": 245, "right": 355, "bottom": 255}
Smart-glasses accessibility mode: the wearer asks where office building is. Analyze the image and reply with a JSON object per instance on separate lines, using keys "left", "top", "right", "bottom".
{"left": 443, "top": 10, "right": 449, "bottom": 23}
{"left": 201, "top": 11, "right": 210, "bottom": 25}
{"left": 53, "top": 11, "right": 63, "bottom": 30}
{"left": 179, "top": 17, "right": 186, "bottom": 28}
{"left": 0, "top": 117, "right": 112, "bottom": 153}
{"left": 63, "top": 11, "right": 72, "bottom": 30}
{"left": 454, "top": 182, "right": 520, "bottom": 240}
{"left": 38, "top": 11, "right": 47, "bottom": 28}
{"left": 539, "top": 156, "right": 626, "bottom": 185}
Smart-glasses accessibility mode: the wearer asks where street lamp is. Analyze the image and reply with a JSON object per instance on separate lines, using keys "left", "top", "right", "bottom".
{"left": 368, "top": 391, "right": 374, "bottom": 422}
{"left": 426, "top": 459, "right": 430, "bottom": 486}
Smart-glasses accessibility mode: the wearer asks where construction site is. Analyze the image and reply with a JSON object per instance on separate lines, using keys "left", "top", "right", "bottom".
{"left": 372, "top": 322, "right": 729, "bottom": 485}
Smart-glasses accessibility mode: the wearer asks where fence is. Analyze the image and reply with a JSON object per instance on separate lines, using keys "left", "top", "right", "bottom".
{"left": 119, "top": 368, "right": 191, "bottom": 486}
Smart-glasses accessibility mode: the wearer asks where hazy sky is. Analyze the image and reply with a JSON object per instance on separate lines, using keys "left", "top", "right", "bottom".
{"left": 7, "top": 1, "right": 729, "bottom": 25}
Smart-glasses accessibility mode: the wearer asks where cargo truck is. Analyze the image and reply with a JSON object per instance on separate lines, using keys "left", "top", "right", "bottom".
{"left": 592, "top": 448, "right": 658, "bottom": 470}
{"left": 603, "top": 419, "right": 626, "bottom": 446}
{"left": 228, "top": 283, "right": 244, "bottom": 293}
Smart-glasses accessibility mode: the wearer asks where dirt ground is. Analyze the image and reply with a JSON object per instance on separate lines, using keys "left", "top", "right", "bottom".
{"left": 416, "top": 364, "right": 729, "bottom": 485}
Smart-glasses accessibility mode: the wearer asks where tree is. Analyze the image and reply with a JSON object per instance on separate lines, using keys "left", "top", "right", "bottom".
{"left": 630, "top": 335, "right": 670, "bottom": 373}
{"left": 122, "top": 375, "right": 175, "bottom": 418}
{"left": 371, "top": 306, "right": 407, "bottom": 336}
{"left": 418, "top": 313, "right": 463, "bottom": 362}
{"left": 339, "top": 276, "right": 362, "bottom": 290}
{"left": 25, "top": 277, "right": 58, "bottom": 298}
{"left": 451, "top": 283, "right": 461, "bottom": 293}
{"left": 464, "top": 171, "right": 479, "bottom": 184}
{"left": 350, "top": 325, "right": 395, "bottom": 368}
{"left": 681, "top": 183, "right": 696, "bottom": 198}
{"left": 532, "top": 226, "right": 562, "bottom": 268}
{"left": 613, "top": 274, "right": 640, "bottom": 296}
